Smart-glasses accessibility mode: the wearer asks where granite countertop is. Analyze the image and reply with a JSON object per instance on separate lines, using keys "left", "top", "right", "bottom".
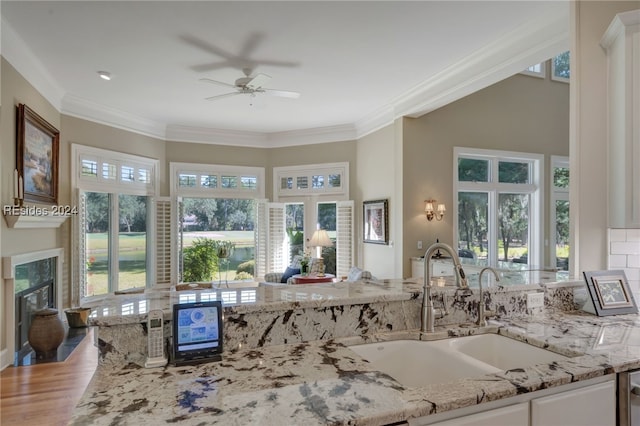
{"left": 84, "top": 276, "right": 575, "bottom": 326}
{"left": 70, "top": 310, "right": 640, "bottom": 425}
{"left": 84, "top": 280, "right": 420, "bottom": 326}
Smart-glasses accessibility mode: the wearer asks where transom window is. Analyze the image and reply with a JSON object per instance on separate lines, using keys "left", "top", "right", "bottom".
{"left": 177, "top": 173, "right": 259, "bottom": 191}
{"left": 275, "top": 163, "right": 347, "bottom": 196}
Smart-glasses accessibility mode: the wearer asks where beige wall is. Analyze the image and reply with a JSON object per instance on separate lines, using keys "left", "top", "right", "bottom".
{"left": 570, "top": 1, "right": 639, "bottom": 273}
{"left": 267, "top": 140, "right": 357, "bottom": 200}
{"left": 63, "top": 116, "right": 167, "bottom": 194}
{"left": 1, "top": 59, "right": 62, "bottom": 360}
{"left": 356, "top": 124, "right": 400, "bottom": 278}
{"left": 402, "top": 70, "right": 569, "bottom": 277}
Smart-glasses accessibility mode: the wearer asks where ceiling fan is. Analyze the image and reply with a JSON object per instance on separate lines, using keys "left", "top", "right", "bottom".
{"left": 200, "top": 69, "right": 300, "bottom": 102}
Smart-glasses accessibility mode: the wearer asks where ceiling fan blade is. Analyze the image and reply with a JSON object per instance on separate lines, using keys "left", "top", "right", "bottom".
{"left": 200, "top": 78, "right": 237, "bottom": 89}
{"left": 263, "top": 89, "right": 301, "bottom": 99}
{"left": 205, "top": 92, "right": 242, "bottom": 101}
{"left": 246, "top": 73, "right": 271, "bottom": 90}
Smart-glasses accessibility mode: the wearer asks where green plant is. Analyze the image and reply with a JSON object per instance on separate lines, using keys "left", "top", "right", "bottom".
{"left": 235, "top": 271, "right": 253, "bottom": 281}
{"left": 236, "top": 259, "right": 255, "bottom": 276}
{"left": 182, "top": 237, "right": 218, "bottom": 282}
{"left": 287, "top": 228, "right": 304, "bottom": 260}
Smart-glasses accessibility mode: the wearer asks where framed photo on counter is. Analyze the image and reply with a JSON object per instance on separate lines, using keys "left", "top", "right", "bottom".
{"left": 583, "top": 270, "right": 638, "bottom": 316}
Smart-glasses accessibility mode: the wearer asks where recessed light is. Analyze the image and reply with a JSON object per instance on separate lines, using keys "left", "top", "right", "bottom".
{"left": 97, "top": 71, "right": 111, "bottom": 81}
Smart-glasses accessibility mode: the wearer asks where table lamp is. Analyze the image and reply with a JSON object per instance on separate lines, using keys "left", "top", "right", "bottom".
{"left": 308, "top": 229, "right": 333, "bottom": 277}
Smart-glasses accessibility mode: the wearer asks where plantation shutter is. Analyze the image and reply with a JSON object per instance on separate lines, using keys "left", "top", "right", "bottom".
{"left": 268, "top": 203, "right": 286, "bottom": 274}
{"left": 74, "top": 190, "right": 88, "bottom": 302}
{"left": 254, "top": 199, "right": 268, "bottom": 280}
{"left": 176, "top": 198, "right": 184, "bottom": 283}
{"left": 154, "top": 197, "right": 172, "bottom": 286}
{"left": 255, "top": 200, "right": 286, "bottom": 279}
{"left": 336, "top": 200, "right": 354, "bottom": 278}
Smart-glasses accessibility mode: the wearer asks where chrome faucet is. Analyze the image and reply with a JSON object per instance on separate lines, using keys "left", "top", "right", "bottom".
{"left": 476, "top": 267, "right": 500, "bottom": 326}
{"left": 421, "top": 242, "right": 469, "bottom": 333}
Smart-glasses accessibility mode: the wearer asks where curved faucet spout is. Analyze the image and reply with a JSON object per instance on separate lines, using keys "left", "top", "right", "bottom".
{"left": 421, "top": 242, "right": 469, "bottom": 333}
{"left": 477, "top": 267, "right": 500, "bottom": 326}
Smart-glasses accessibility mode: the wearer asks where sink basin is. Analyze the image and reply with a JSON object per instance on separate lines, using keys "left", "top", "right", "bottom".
{"left": 348, "top": 340, "right": 500, "bottom": 387}
{"left": 348, "top": 334, "right": 569, "bottom": 388}
{"left": 445, "top": 334, "right": 568, "bottom": 370}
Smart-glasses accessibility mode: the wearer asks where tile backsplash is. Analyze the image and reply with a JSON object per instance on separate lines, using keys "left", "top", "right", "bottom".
{"left": 609, "top": 228, "right": 640, "bottom": 302}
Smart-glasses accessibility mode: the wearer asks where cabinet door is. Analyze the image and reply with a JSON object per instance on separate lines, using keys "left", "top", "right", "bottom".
{"left": 430, "top": 402, "right": 528, "bottom": 426}
{"left": 411, "top": 258, "right": 424, "bottom": 278}
{"left": 531, "top": 380, "right": 616, "bottom": 426}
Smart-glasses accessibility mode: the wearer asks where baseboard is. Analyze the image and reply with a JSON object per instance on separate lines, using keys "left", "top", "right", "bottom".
{"left": 0, "top": 348, "right": 11, "bottom": 371}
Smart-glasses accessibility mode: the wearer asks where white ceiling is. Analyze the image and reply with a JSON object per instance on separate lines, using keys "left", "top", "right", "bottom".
{"left": 1, "top": 1, "right": 569, "bottom": 147}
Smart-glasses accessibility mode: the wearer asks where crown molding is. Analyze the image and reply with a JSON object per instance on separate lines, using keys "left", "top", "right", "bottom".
{"left": 166, "top": 125, "right": 267, "bottom": 147}
{"left": 392, "top": 12, "right": 569, "bottom": 120}
{"left": 167, "top": 123, "right": 356, "bottom": 148}
{"left": 354, "top": 105, "right": 396, "bottom": 139}
{"left": 351, "top": 10, "right": 569, "bottom": 140}
{"left": 61, "top": 94, "right": 167, "bottom": 139}
{"left": 600, "top": 9, "right": 640, "bottom": 49}
{"left": 267, "top": 124, "right": 357, "bottom": 147}
{"left": 4, "top": 9, "right": 569, "bottom": 147}
{"left": 1, "top": 17, "right": 65, "bottom": 110}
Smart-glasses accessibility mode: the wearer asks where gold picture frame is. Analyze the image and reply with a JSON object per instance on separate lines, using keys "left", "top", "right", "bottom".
{"left": 17, "top": 104, "right": 60, "bottom": 204}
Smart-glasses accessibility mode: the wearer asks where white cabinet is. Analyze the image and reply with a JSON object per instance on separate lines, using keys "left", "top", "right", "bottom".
{"left": 416, "top": 376, "right": 616, "bottom": 426}
{"left": 601, "top": 10, "right": 640, "bottom": 227}
{"left": 530, "top": 380, "right": 616, "bottom": 426}
{"left": 410, "top": 258, "right": 454, "bottom": 279}
{"left": 431, "top": 403, "right": 528, "bottom": 426}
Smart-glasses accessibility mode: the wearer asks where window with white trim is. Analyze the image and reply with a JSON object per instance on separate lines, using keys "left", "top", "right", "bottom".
{"left": 273, "top": 163, "right": 353, "bottom": 278}
{"left": 521, "top": 62, "right": 546, "bottom": 79}
{"left": 170, "top": 163, "right": 265, "bottom": 284}
{"left": 454, "top": 148, "right": 543, "bottom": 268}
{"left": 72, "top": 144, "right": 159, "bottom": 300}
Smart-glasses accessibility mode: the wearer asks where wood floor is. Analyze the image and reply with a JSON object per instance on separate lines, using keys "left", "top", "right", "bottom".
{"left": 0, "top": 329, "right": 98, "bottom": 426}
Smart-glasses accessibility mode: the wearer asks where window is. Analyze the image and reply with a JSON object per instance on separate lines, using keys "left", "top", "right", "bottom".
{"left": 83, "top": 191, "right": 151, "bottom": 296}
{"left": 273, "top": 163, "right": 353, "bottom": 278}
{"left": 180, "top": 197, "right": 256, "bottom": 283}
{"left": 275, "top": 163, "right": 347, "bottom": 196}
{"left": 171, "top": 163, "right": 265, "bottom": 284}
{"left": 72, "top": 144, "right": 158, "bottom": 299}
{"left": 551, "top": 156, "right": 569, "bottom": 271}
{"left": 455, "top": 148, "right": 543, "bottom": 268}
{"left": 551, "top": 51, "right": 570, "bottom": 83}
{"left": 521, "top": 62, "right": 546, "bottom": 79}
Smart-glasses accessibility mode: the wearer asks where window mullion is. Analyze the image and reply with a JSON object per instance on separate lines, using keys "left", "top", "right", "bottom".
{"left": 108, "top": 193, "right": 119, "bottom": 292}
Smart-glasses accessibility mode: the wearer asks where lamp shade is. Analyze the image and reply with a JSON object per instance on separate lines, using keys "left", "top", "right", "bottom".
{"left": 309, "top": 229, "right": 332, "bottom": 247}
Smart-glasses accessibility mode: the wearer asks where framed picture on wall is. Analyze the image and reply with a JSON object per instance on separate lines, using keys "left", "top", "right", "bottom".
{"left": 583, "top": 270, "right": 638, "bottom": 316}
{"left": 363, "top": 199, "right": 388, "bottom": 245}
{"left": 16, "top": 104, "right": 60, "bottom": 204}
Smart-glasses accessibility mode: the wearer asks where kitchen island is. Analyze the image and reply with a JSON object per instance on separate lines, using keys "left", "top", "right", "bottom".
{"left": 70, "top": 278, "right": 632, "bottom": 425}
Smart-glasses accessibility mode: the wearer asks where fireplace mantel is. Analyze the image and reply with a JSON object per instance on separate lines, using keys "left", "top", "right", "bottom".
{"left": 3, "top": 211, "right": 70, "bottom": 229}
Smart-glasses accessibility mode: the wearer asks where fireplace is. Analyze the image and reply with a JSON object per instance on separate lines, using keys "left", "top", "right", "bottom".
{"left": 2, "top": 248, "right": 64, "bottom": 369}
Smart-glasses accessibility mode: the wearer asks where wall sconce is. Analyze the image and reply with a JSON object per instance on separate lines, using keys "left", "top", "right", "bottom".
{"left": 425, "top": 199, "right": 446, "bottom": 221}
